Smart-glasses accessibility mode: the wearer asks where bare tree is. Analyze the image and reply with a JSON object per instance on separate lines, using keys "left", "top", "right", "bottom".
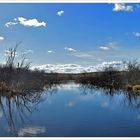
{"left": 5, "top": 42, "right": 31, "bottom": 69}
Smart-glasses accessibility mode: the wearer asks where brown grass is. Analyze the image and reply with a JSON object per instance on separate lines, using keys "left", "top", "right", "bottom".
{"left": 132, "top": 85, "right": 140, "bottom": 92}
{"left": 125, "top": 84, "right": 133, "bottom": 91}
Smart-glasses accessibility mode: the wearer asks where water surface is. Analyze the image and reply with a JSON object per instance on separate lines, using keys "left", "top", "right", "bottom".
{"left": 0, "top": 83, "right": 140, "bottom": 137}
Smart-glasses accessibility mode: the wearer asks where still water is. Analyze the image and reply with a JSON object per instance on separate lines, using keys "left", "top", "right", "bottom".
{"left": 0, "top": 83, "right": 140, "bottom": 137}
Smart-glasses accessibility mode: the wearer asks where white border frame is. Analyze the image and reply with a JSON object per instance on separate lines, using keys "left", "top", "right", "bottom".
{"left": 0, "top": 1, "right": 140, "bottom": 139}
{"left": 0, "top": 0, "right": 139, "bottom": 3}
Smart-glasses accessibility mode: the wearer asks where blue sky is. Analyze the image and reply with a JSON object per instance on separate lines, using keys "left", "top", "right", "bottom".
{"left": 0, "top": 3, "right": 140, "bottom": 67}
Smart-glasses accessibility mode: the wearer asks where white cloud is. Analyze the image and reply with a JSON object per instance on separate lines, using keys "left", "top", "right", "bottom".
{"left": 133, "top": 32, "right": 140, "bottom": 37}
{"left": 31, "top": 61, "right": 123, "bottom": 73}
{"left": 5, "top": 17, "right": 47, "bottom": 28}
{"left": 31, "top": 64, "right": 83, "bottom": 73}
{"left": 5, "top": 21, "right": 17, "bottom": 28}
{"left": 113, "top": 3, "right": 133, "bottom": 12}
{"left": 64, "top": 47, "right": 77, "bottom": 52}
{"left": 0, "top": 36, "right": 4, "bottom": 40}
{"left": 99, "top": 46, "right": 110, "bottom": 51}
{"left": 47, "top": 50, "right": 55, "bottom": 54}
{"left": 17, "top": 17, "right": 46, "bottom": 27}
{"left": 18, "top": 126, "right": 46, "bottom": 136}
{"left": 99, "top": 42, "right": 118, "bottom": 51}
{"left": 57, "top": 10, "right": 64, "bottom": 16}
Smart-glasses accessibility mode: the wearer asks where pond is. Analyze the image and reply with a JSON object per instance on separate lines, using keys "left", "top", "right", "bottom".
{"left": 0, "top": 82, "right": 140, "bottom": 137}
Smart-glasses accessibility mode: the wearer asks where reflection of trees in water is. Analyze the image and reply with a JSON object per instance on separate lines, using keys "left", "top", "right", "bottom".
{"left": 79, "top": 84, "right": 140, "bottom": 108}
{"left": 79, "top": 84, "right": 119, "bottom": 96}
{"left": 0, "top": 84, "right": 57, "bottom": 136}
{"left": 123, "top": 91, "right": 140, "bottom": 108}
{"left": 1, "top": 82, "right": 140, "bottom": 136}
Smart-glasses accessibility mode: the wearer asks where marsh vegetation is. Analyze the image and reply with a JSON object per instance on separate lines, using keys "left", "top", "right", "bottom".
{"left": 1, "top": 43, "right": 140, "bottom": 95}
{"left": 1, "top": 44, "right": 140, "bottom": 136}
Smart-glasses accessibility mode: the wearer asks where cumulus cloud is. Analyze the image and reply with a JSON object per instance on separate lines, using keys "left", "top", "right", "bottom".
{"left": 64, "top": 47, "right": 77, "bottom": 52}
{"left": 47, "top": 50, "right": 55, "bottom": 54}
{"left": 0, "top": 36, "right": 4, "bottom": 40}
{"left": 17, "top": 17, "right": 46, "bottom": 27}
{"left": 57, "top": 10, "right": 64, "bottom": 16}
{"left": 31, "top": 61, "right": 123, "bottom": 73}
{"left": 18, "top": 126, "right": 46, "bottom": 136}
{"left": 113, "top": 3, "right": 133, "bottom": 12}
{"left": 99, "top": 46, "right": 110, "bottom": 51}
{"left": 5, "top": 17, "right": 47, "bottom": 28}
{"left": 133, "top": 32, "right": 140, "bottom": 37}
